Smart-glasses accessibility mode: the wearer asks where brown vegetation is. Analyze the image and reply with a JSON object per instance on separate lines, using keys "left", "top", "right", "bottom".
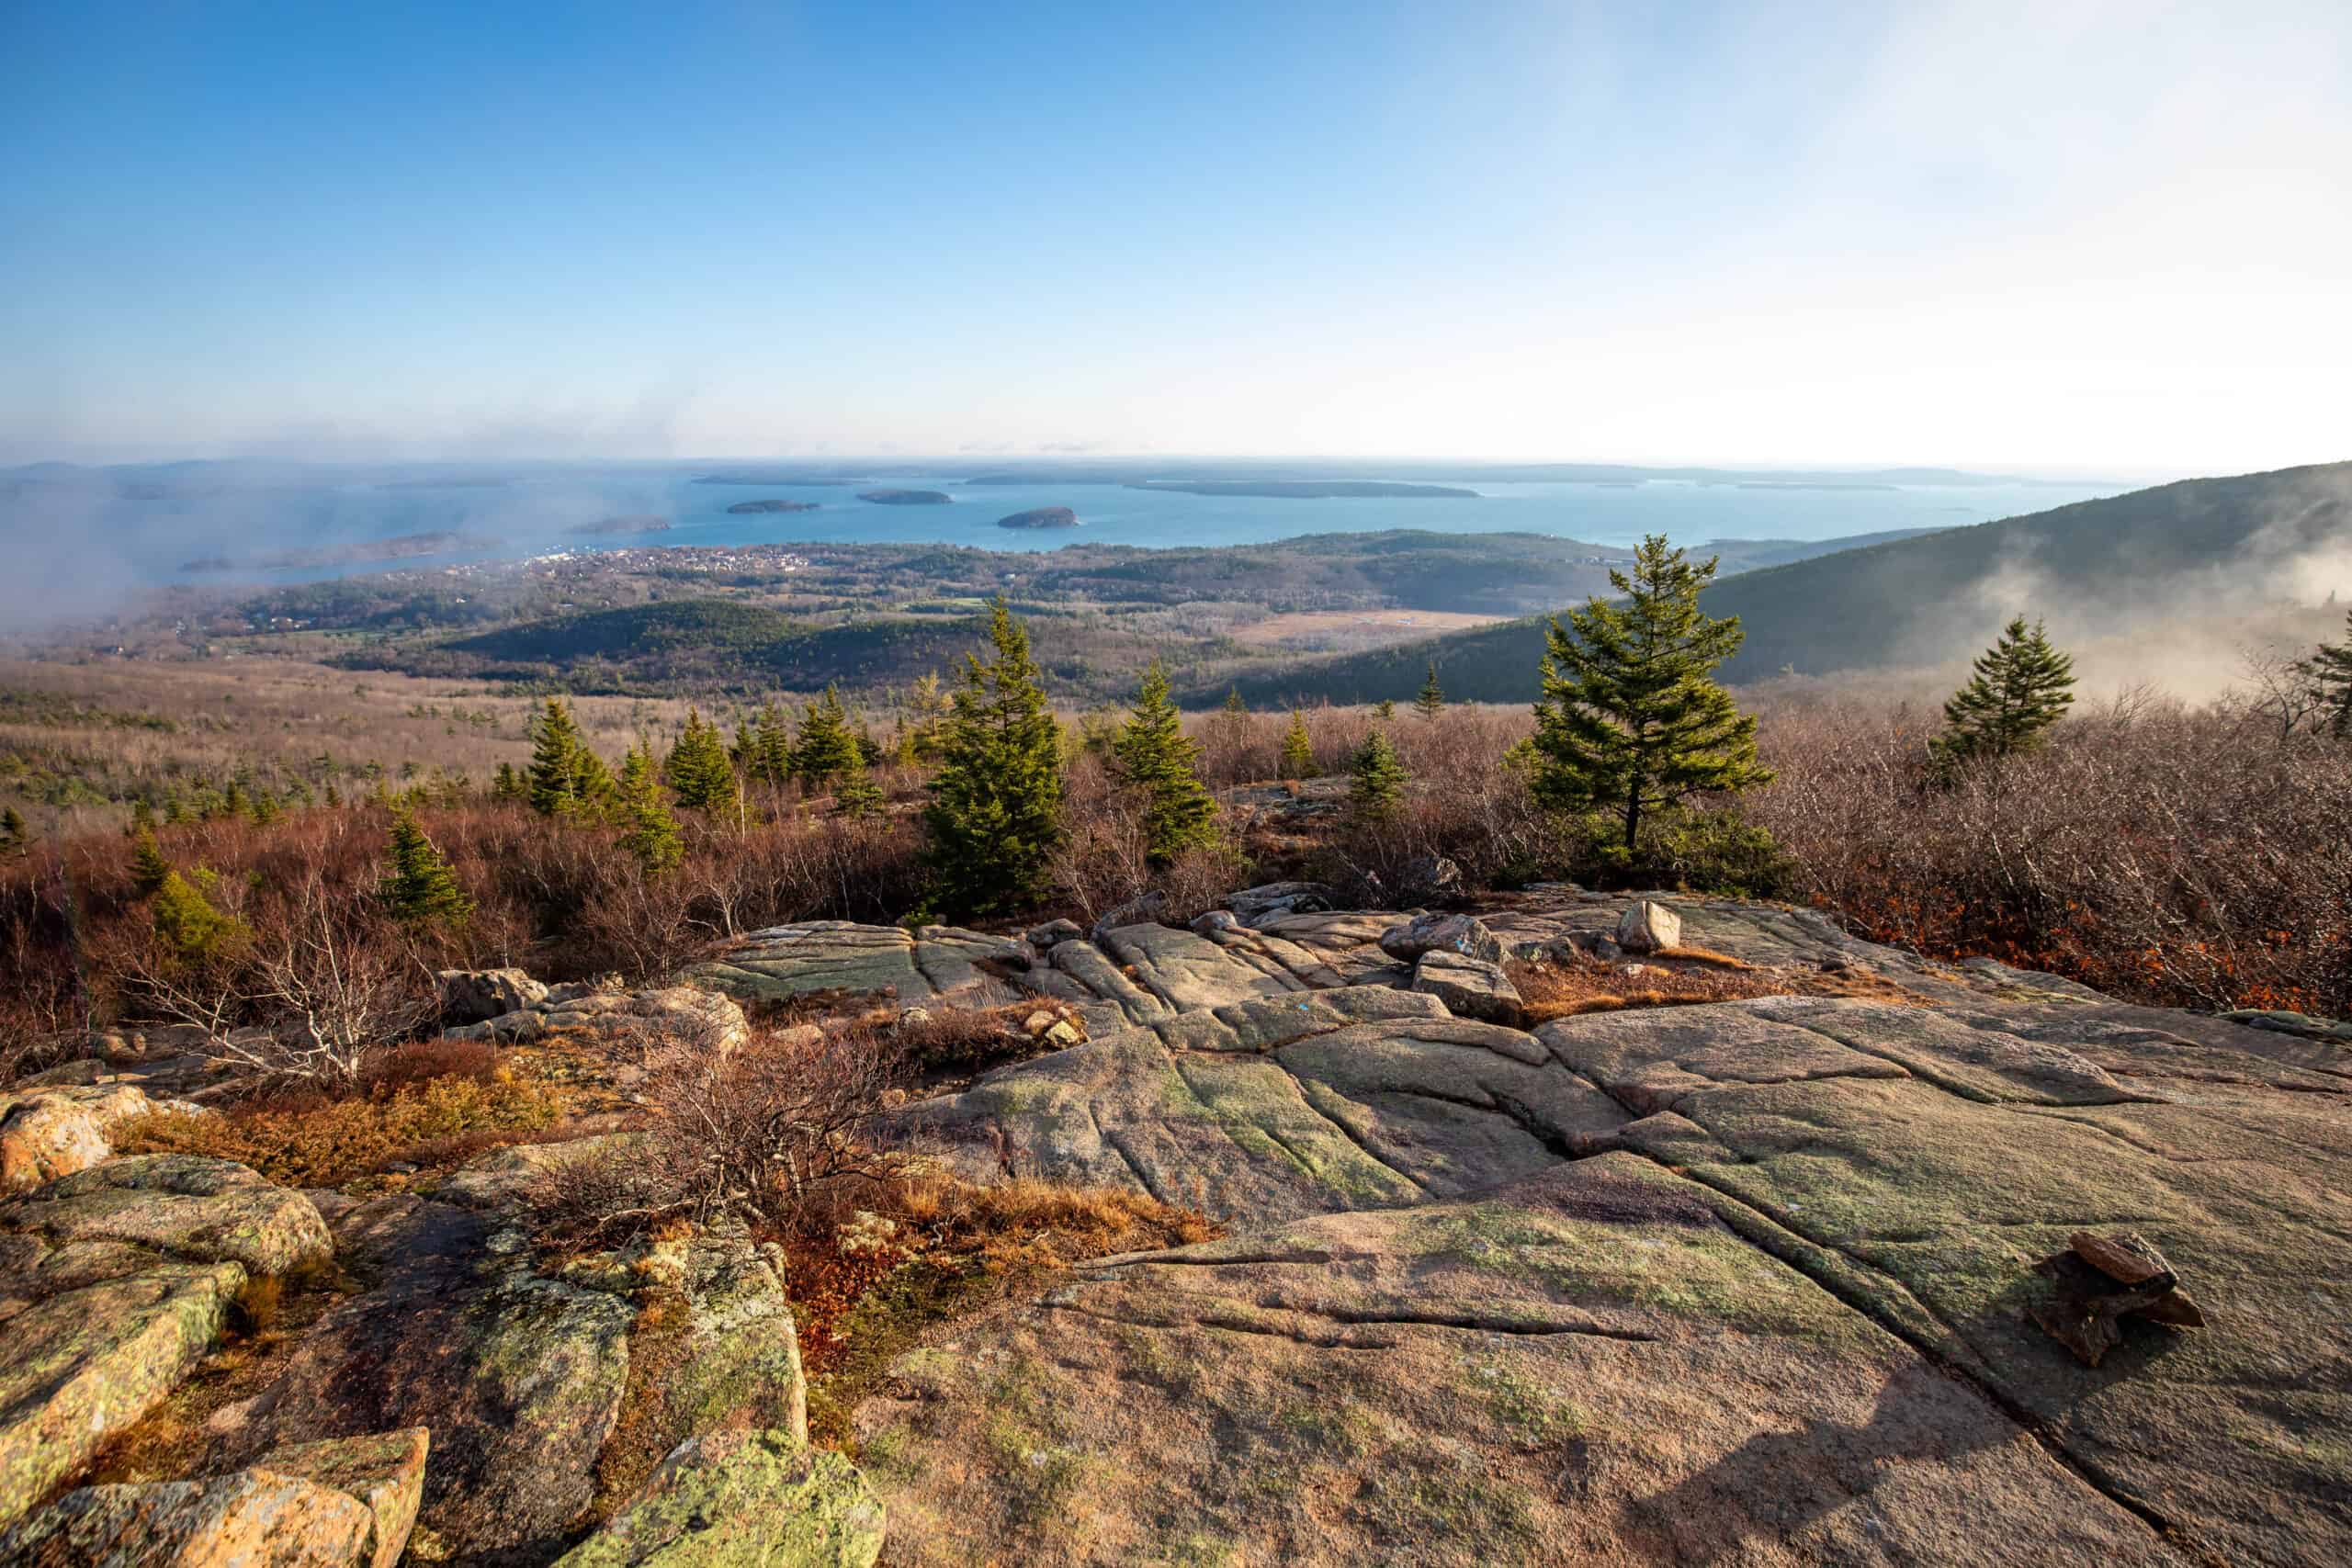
{"left": 1508, "top": 953, "right": 1802, "bottom": 1022}
{"left": 1748, "top": 690, "right": 2351, "bottom": 1014}
{"left": 117, "top": 1067, "right": 562, "bottom": 1186}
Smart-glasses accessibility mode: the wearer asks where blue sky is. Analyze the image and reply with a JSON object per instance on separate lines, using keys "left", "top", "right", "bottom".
{"left": 4, "top": 0, "right": 2347, "bottom": 472}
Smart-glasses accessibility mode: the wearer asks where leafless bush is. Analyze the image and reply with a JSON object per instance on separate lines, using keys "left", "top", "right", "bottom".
{"left": 533, "top": 1023, "right": 908, "bottom": 1244}
{"left": 1046, "top": 756, "right": 1249, "bottom": 926}
{"left": 1748, "top": 691, "right": 2352, "bottom": 1014}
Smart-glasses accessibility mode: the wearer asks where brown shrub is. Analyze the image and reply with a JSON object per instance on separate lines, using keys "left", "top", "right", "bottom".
{"left": 1747, "top": 692, "right": 2352, "bottom": 1014}
{"left": 358, "top": 1036, "right": 500, "bottom": 1093}
{"left": 531, "top": 1023, "right": 905, "bottom": 1246}
{"left": 117, "top": 1070, "right": 560, "bottom": 1186}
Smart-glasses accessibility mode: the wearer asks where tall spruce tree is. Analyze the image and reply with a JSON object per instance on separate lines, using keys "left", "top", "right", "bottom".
{"left": 750, "top": 700, "right": 797, "bottom": 789}
{"left": 793, "top": 686, "right": 863, "bottom": 790}
{"left": 1530, "top": 534, "right": 1771, "bottom": 852}
{"left": 1933, "top": 616, "right": 2076, "bottom": 767}
{"left": 1415, "top": 661, "right": 1445, "bottom": 719}
{"left": 2299, "top": 611, "right": 2352, "bottom": 739}
{"left": 666, "top": 707, "right": 739, "bottom": 813}
{"left": 129, "top": 824, "right": 172, "bottom": 896}
{"left": 379, "top": 807, "right": 473, "bottom": 927}
{"left": 1278, "top": 709, "right": 1315, "bottom": 779}
{"left": 527, "top": 698, "right": 591, "bottom": 816}
{"left": 831, "top": 744, "right": 887, "bottom": 819}
{"left": 616, "top": 743, "right": 684, "bottom": 875}
{"left": 492, "top": 761, "right": 526, "bottom": 804}
{"left": 922, "top": 599, "right": 1064, "bottom": 915}
{"left": 1112, "top": 661, "right": 1218, "bottom": 864}
{"left": 1347, "top": 727, "right": 1409, "bottom": 821}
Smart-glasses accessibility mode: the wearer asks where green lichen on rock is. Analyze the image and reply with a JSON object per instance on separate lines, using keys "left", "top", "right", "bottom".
{"left": 558, "top": 1427, "right": 884, "bottom": 1567}
{"left": 0, "top": 1154, "right": 331, "bottom": 1278}
{"left": 0, "top": 1261, "right": 243, "bottom": 1529}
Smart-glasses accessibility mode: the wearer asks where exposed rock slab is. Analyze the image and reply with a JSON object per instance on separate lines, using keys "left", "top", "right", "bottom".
{"left": 0, "top": 1467, "right": 378, "bottom": 1566}
{"left": 0, "top": 1261, "right": 243, "bottom": 1529}
{"left": 557, "top": 1427, "right": 884, "bottom": 1568}
{"left": 858, "top": 1156, "right": 2188, "bottom": 1566}
{"left": 1543, "top": 997, "right": 2352, "bottom": 1568}
{"left": 695, "top": 921, "right": 1019, "bottom": 1006}
{"left": 450, "top": 985, "right": 749, "bottom": 1054}
{"left": 0, "top": 1155, "right": 331, "bottom": 1279}
{"left": 227, "top": 1195, "right": 631, "bottom": 1561}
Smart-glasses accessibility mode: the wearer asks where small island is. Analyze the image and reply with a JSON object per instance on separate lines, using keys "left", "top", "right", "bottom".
{"left": 996, "top": 506, "right": 1080, "bottom": 530}
{"left": 857, "top": 489, "right": 953, "bottom": 505}
{"left": 1125, "top": 479, "right": 1478, "bottom": 500}
{"left": 725, "top": 498, "right": 822, "bottom": 514}
{"left": 566, "top": 514, "right": 671, "bottom": 536}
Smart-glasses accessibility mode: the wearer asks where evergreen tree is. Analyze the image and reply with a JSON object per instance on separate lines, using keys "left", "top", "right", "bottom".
{"left": 1933, "top": 616, "right": 2077, "bottom": 767}
{"left": 2298, "top": 610, "right": 2352, "bottom": 739}
{"left": 758, "top": 701, "right": 798, "bottom": 787}
{"left": 792, "top": 686, "right": 863, "bottom": 790}
{"left": 1278, "top": 709, "right": 1315, "bottom": 779}
{"left": 1373, "top": 698, "right": 1396, "bottom": 721}
{"left": 220, "top": 778, "right": 248, "bottom": 820}
{"left": 378, "top": 807, "right": 473, "bottom": 927}
{"left": 527, "top": 697, "right": 591, "bottom": 815}
{"left": 127, "top": 798, "right": 156, "bottom": 837}
{"left": 571, "top": 745, "right": 617, "bottom": 816}
{"left": 152, "top": 870, "right": 243, "bottom": 965}
{"left": 1530, "top": 534, "right": 1771, "bottom": 852}
{"left": 904, "top": 673, "right": 952, "bottom": 762}
{"left": 616, "top": 743, "right": 684, "bottom": 875}
{"left": 831, "top": 744, "right": 887, "bottom": 819}
{"left": 1415, "top": 661, "right": 1445, "bottom": 719}
{"left": 923, "top": 599, "right": 1065, "bottom": 915}
{"left": 322, "top": 782, "right": 342, "bottom": 810}
{"left": 666, "top": 707, "right": 740, "bottom": 813}
{"left": 1347, "top": 727, "right": 1409, "bottom": 821}
{"left": 0, "top": 807, "right": 27, "bottom": 856}
{"left": 249, "top": 789, "right": 280, "bottom": 827}
{"left": 1111, "top": 661, "right": 1219, "bottom": 864}
{"left": 492, "top": 761, "right": 526, "bottom": 804}
{"left": 129, "top": 824, "right": 172, "bottom": 896}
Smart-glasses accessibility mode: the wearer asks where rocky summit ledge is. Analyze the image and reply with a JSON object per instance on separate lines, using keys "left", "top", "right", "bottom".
{"left": 5, "top": 886, "right": 2347, "bottom": 1565}
{"left": 707, "top": 886, "right": 2352, "bottom": 1566}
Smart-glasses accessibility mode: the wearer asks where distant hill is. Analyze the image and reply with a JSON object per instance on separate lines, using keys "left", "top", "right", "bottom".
{"left": 338, "top": 597, "right": 1150, "bottom": 698}
{"left": 1204, "top": 462, "right": 2352, "bottom": 707}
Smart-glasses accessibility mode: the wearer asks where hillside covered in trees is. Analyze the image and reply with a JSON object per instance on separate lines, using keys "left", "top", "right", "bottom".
{"left": 1210, "top": 462, "right": 2352, "bottom": 706}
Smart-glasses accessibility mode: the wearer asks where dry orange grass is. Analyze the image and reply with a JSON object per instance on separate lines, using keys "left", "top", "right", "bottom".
{"left": 117, "top": 1069, "right": 566, "bottom": 1188}
{"left": 1509, "top": 953, "right": 1797, "bottom": 1023}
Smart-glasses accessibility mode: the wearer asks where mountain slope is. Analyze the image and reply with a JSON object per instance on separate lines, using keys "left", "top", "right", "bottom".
{"left": 1205, "top": 462, "right": 2352, "bottom": 706}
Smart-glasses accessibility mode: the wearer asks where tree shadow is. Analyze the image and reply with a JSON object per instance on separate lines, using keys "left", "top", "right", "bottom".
{"left": 1604, "top": 1365, "right": 2012, "bottom": 1567}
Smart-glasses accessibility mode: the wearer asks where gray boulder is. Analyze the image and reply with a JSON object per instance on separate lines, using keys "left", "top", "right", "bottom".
{"left": 436, "top": 967, "right": 549, "bottom": 1025}
{"left": 1378, "top": 911, "right": 1504, "bottom": 966}
{"left": 1024, "top": 918, "right": 1084, "bottom": 950}
{"left": 1616, "top": 898, "right": 1683, "bottom": 954}
{"left": 1409, "top": 951, "right": 1523, "bottom": 1024}
{"left": 1227, "top": 881, "right": 1334, "bottom": 923}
